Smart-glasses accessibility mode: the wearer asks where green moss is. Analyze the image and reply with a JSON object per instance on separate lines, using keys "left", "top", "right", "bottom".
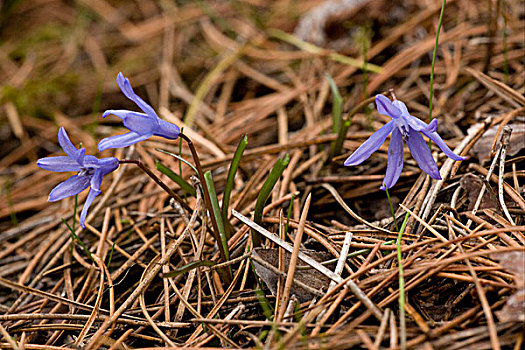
{"left": 1, "top": 72, "right": 79, "bottom": 119}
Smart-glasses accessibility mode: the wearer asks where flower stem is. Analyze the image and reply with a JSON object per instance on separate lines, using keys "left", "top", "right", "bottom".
{"left": 429, "top": 0, "right": 446, "bottom": 123}
{"left": 397, "top": 212, "right": 410, "bottom": 350}
{"left": 119, "top": 159, "right": 192, "bottom": 213}
{"left": 179, "top": 133, "right": 232, "bottom": 281}
{"left": 384, "top": 187, "right": 399, "bottom": 231}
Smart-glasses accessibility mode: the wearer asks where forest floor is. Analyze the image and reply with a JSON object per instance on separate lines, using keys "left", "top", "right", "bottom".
{"left": 0, "top": 0, "right": 524, "bottom": 349}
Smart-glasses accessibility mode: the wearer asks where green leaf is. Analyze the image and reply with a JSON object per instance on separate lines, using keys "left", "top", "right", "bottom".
{"left": 222, "top": 135, "right": 248, "bottom": 233}
{"left": 155, "top": 148, "right": 198, "bottom": 173}
{"left": 253, "top": 154, "right": 290, "bottom": 246}
{"left": 204, "top": 171, "right": 230, "bottom": 261}
{"left": 161, "top": 260, "right": 216, "bottom": 278}
{"left": 325, "top": 74, "right": 343, "bottom": 135}
{"left": 156, "top": 160, "right": 196, "bottom": 197}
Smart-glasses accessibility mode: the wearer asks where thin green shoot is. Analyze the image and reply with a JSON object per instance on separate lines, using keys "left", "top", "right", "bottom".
{"left": 332, "top": 96, "right": 375, "bottom": 160}
{"left": 204, "top": 171, "right": 230, "bottom": 261}
{"left": 251, "top": 260, "right": 275, "bottom": 321}
{"left": 252, "top": 154, "right": 290, "bottom": 246}
{"left": 251, "top": 257, "right": 280, "bottom": 344}
{"left": 72, "top": 194, "right": 78, "bottom": 234}
{"left": 221, "top": 135, "right": 248, "bottom": 231}
{"left": 397, "top": 212, "right": 410, "bottom": 350}
{"left": 156, "top": 160, "right": 196, "bottom": 197}
{"left": 179, "top": 127, "right": 184, "bottom": 178}
{"left": 295, "top": 240, "right": 394, "bottom": 270}
{"left": 325, "top": 74, "right": 344, "bottom": 159}
{"left": 155, "top": 148, "right": 198, "bottom": 173}
{"left": 106, "top": 242, "right": 115, "bottom": 269}
{"left": 284, "top": 193, "right": 295, "bottom": 235}
{"left": 429, "top": 0, "right": 447, "bottom": 123}
{"left": 331, "top": 119, "right": 352, "bottom": 160}
{"left": 384, "top": 187, "right": 399, "bottom": 231}
{"left": 267, "top": 28, "right": 383, "bottom": 73}
{"left": 161, "top": 260, "right": 216, "bottom": 278}
{"left": 62, "top": 218, "right": 94, "bottom": 263}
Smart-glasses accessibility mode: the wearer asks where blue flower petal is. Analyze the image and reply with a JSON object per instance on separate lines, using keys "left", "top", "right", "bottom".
{"left": 375, "top": 95, "right": 402, "bottom": 119}
{"left": 98, "top": 131, "right": 152, "bottom": 151}
{"left": 122, "top": 113, "right": 157, "bottom": 134}
{"left": 83, "top": 155, "right": 101, "bottom": 168}
{"left": 37, "top": 156, "right": 82, "bottom": 172}
{"left": 80, "top": 187, "right": 101, "bottom": 228}
{"left": 381, "top": 129, "right": 404, "bottom": 190}
{"left": 404, "top": 114, "right": 430, "bottom": 132}
{"left": 90, "top": 169, "right": 104, "bottom": 192}
{"left": 58, "top": 127, "right": 85, "bottom": 165}
{"left": 344, "top": 120, "right": 395, "bottom": 166}
{"left": 154, "top": 119, "right": 181, "bottom": 139}
{"left": 98, "top": 157, "right": 120, "bottom": 175}
{"left": 406, "top": 128, "right": 441, "bottom": 180}
{"left": 423, "top": 130, "right": 467, "bottom": 161}
{"left": 392, "top": 100, "right": 410, "bottom": 116}
{"left": 423, "top": 118, "right": 438, "bottom": 133}
{"left": 48, "top": 175, "right": 90, "bottom": 202}
{"left": 116, "top": 72, "right": 158, "bottom": 118}
{"left": 102, "top": 109, "right": 153, "bottom": 121}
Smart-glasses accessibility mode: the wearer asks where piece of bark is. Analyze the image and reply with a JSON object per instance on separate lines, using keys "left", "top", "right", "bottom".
{"left": 252, "top": 247, "right": 334, "bottom": 302}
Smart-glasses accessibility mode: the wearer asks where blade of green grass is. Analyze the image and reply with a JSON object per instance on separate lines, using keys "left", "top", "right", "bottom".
{"left": 326, "top": 74, "right": 344, "bottom": 160}
{"left": 221, "top": 135, "right": 248, "bottom": 228}
{"left": 251, "top": 261, "right": 275, "bottom": 321}
{"left": 284, "top": 193, "right": 295, "bottom": 235}
{"left": 397, "top": 212, "right": 410, "bottom": 350}
{"left": 156, "top": 160, "right": 196, "bottom": 197}
{"left": 331, "top": 119, "right": 352, "bottom": 160}
{"left": 62, "top": 218, "right": 94, "bottom": 263}
{"left": 155, "top": 148, "right": 198, "bottom": 173}
{"left": 161, "top": 260, "right": 216, "bottom": 278}
{"left": 385, "top": 187, "right": 399, "bottom": 231}
{"left": 204, "top": 171, "right": 230, "bottom": 261}
{"left": 252, "top": 154, "right": 290, "bottom": 246}
{"left": 429, "top": 0, "right": 447, "bottom": 123}
{"left": 268, "top": 28, "right": 383, "bottom": 73}
{"left": 106, "top": 242, "right": 115, "bottom": 269}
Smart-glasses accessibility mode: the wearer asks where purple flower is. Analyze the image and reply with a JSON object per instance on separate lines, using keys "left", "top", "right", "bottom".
{"left": 98, "top": 72, "right": 180, "bottom": 151}
{"left": 344, "top": 95, "right": 466, "bottom": 190}
{"left": 38, "top": 127, "right": 119, "bottom": 228}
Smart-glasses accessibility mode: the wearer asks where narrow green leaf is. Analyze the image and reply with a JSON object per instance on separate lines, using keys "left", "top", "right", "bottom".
{"left": 267, "top": 28, "right": 383, "bottom": 73}
{"left": 222, "top": 135, "right": 248, "bottom": 230}
{"left": 325, "top": 74, "right": 343, "bottom": 134}
{"left": 252, "top": 154, "right": 290, "bottom": 246}
{"left": 155, "top": 148, "right": 198, "bottom": 173}
{"left": 385, "top": 187, "right": 399, "bottom": 231}
{"left": 204, "top": 171, "right": 230, "bottom": 261}
{"left": 251, "top": 261, "right": 274, "bottom": 321}
{"left": 156, "top": 160, "right": 196, "bottom": 197}
{"left": 62, "top": 218, "right": 94, "bottom": 263}
{"left": 284, "top": 193, "right": 295, "bottom": 235}
{"left": 161, "top": 260, "right": 216, "bottom": 278}
{"left": 429, "top": 0, "right": 447, "bottom": 123}
{"left": 106, "top": 241, "right": 115, "bottom": 269}
{"left": 397, "top": 212, "right": 410, "bottom": 350}
{"left": 326, "top": 74, "right": 348, "bottom": 159}
{"left": 331, "top": 119, "right": 352, "bottom": 159}
{"left": 72, "top": 195, "right": 77, "bottom": 233}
